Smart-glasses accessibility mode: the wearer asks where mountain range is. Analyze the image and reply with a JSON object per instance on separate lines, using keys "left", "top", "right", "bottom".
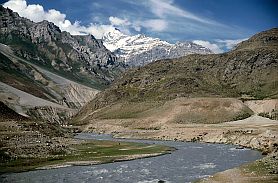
{"left": 0, "top": 6, "right": 214, "bottom": 122}
{"left": 103, "top": 28, "right": 212, "bottom": 66}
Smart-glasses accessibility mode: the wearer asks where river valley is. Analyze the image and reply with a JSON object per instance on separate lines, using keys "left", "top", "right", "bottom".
{"left": 0, "top": 133, "right": 262, "bottom": 183}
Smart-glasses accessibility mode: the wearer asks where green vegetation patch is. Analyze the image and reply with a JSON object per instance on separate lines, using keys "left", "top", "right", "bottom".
{"left": 240, "top": 155, "right": 278, "bottom": 183}
{"left": 0, "top": 140, "right": 173, "bottom": 174}
{"left": 258, "top": 110, "right": 278, "bottom": 120}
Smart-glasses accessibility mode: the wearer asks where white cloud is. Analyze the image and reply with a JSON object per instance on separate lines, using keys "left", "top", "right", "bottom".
{"left": 193, "top": 38, "right": 249, "bottom": 53}
{"left": 146, "top": 0, "right": 217, "bottom": 25}
{"left": 3, "top": 0, "right": 46, "bottom": 22}
{"left": 3, "top": 0, "right": 68, "bottom": 27}
{"left": 2, "top": 0, "right": 26, "bottom": 13}
{"left": 109, "top": 16, "right": 130, "bottom": 26}
{"left": 46, "top": 9, "right": 66, "bottom": 25}
{"left": 3, "top": 0, "right": 76, "bottom": 33}
{"left": 132, "top": 22, "right": 142, "bottom": 32}
{"left": 120, "top": 0, "right": 224, "bottom": 35}
{"left": 142, "top": 19, "right": 168, "bottom": 32}
{"left": 3, "top": 0, "right": 115, "bottom": 38}
{"left": 81, "top": 24, "right": 115, "bottom": 38}
{"left": 193, "top": 40, "right": 224, "bottom": 53}
{"left": 215, "top": 38, "right": 247, "bottom": 49}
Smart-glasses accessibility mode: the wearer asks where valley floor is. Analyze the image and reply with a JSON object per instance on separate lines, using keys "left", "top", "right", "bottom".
{"left": 2, "top": 98, "right": 277, "bottom": 181}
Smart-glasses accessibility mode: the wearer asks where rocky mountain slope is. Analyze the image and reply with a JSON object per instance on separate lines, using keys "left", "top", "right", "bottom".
{"left": 103, "top": 28, "right": 212, "bottom": 66}
{"left": 0, "top": 6, "right": 125, "bottom": 90}
{"left": 73, "top": 28, "right": 278, "bottom": 125}
{"left": 0, "top": 6, "right": 126, "bottom": 122}
{"left": 0, "top": 42, "right": 93, "bottom": 122}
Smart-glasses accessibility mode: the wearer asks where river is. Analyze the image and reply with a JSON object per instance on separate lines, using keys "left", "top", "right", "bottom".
{"left": 0, "top": 133, "right": 262, "bottom": 183}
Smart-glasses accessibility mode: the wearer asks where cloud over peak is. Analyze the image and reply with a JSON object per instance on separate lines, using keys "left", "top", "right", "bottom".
{"left": 193, "top": 40, "right": 223, "bottom": 53}
{"left": 3, "top": 0, "right": 85, "bottom": 35}
{"left": 3, "top": 0, "right": 65, "bottom": 25}
{"left": 109, "top": 16, "right": 130, "bottom": 26}
{"left": 143, "top": 19, "right": 168, "bottom": 32}
{"left": 3, "top": 0, "right": 119, "bottom": 37}
{"left": 193, "top": 38, "right": 247, "bottom": 53}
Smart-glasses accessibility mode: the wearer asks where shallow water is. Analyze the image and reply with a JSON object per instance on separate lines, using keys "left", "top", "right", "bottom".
{"left": 0, "top": 133, "right": 262, "bottom": 183}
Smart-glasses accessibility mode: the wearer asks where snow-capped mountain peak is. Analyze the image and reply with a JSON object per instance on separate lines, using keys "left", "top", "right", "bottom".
{"left": 102, "top": 28, "right": 212, "bottom": 66}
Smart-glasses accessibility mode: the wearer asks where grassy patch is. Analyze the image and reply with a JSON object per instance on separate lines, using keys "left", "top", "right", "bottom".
{"left": 232, "top": 111, "right": 253, "bottom": 121}
{"left": 93, "top": 102, "right": 163, "bottom": 119}
{"left": 245, "top": 159, "right": 273, "bottom": 175}
{"left": 240, "top": 155, "right": 278, "bottom": 183}
{"left": 0, "top": 140, "right": 173, "bottom": 174}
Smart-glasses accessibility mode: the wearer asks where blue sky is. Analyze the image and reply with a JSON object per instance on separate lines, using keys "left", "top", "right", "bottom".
{"left": 2, "top": 0, "right": 277, "bottom": 52}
